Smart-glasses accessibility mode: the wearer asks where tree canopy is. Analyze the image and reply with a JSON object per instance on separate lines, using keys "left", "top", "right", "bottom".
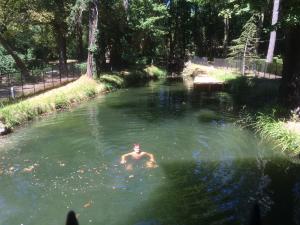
{"left": 0, "top": 0, "right": 299, "bottom": 106}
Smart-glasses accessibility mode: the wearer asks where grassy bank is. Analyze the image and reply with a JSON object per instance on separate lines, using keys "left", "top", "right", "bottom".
{"left": 217, "top": 70, "right": 300, "bottom": 157}
{"left": 0, "top": 76, "right": 105, "bottom": 129}
{"left": 0, "top": 65, "right": 166, "bottom": 132}
{"left": 184, "top": 63, "right": 300, "bottom": 157}
{"left": 254, "top": 113, "right": 300, "bottom": 157}
{"left": 237, "top": 111, "right": 300, "bottom": 158}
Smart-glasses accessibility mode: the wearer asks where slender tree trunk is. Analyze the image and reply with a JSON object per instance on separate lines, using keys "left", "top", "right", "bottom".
{"left": 279, "top": 25, "right": 300, "bottom": 108}
{"left": 242, "top": 38, "right": 249, "bottom": 76}
{"left": 223, "top": 17, "right": 229, "bottom": 56}
{"left": 53, "top": 0, "right": 68, "bottom": 75}
{"left": 76, "top": 24, "right": 84, "bottom": 61}
{"left": 266, "top": 0, "right": 280, "bottom": 63}
{"left": 53, "top": 23, "right": 68, "bottom": 74}
{"left": 256, "top": 11, "right": 265, "bottom": 54}
{"left": 87, "top": 0, "right": 99, "bottom": 78}
{"left": 0, "top": 33, "right": 30, "bottom": 79}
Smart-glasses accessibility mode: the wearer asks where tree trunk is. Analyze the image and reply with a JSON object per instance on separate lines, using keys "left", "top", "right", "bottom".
{"left": 87, "top": 0, "right": 99, "bottom": 78}
{"left": 76, "top": 24, "right": 85, "bottom": 61}
{"left": 266, "top": 0, "right": 280, "bottom": 63}
{"left": 279, "top": 25, "right": 300, "bottom": 108}
{"left": 0, "top": 33, "right": 30, "bottom": 79}
{"left": 53, "top": 22, "right": 68, "bottom": 75}
{"left": 223, "top": 17, "right": 229, "bottom": 56}
{"left": 53, "top": 0, "right": 68, "bottom": 75}
{"left": 242, "top": 37, "right": 249, "bottom": 76}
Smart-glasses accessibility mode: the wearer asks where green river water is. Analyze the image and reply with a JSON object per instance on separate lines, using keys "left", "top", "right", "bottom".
{"left": 0, "top": 81, "right": 300, "bottom": 225}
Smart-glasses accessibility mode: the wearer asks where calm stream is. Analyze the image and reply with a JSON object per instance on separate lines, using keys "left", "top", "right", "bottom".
{"left": 0, "top": 81, "right": 300, "bottom": 225}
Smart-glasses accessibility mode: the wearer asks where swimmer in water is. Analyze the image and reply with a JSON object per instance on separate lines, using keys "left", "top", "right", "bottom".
{"left": 120, "top": 144, "right": 158, "bottom": 170}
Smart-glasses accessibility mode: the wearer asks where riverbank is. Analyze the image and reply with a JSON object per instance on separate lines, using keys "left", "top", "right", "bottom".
{"left": 184, "top": 62, "right": 300, "bottom": 157}
{"left": 0, "top": 65, "right": 167, "bottom": 135}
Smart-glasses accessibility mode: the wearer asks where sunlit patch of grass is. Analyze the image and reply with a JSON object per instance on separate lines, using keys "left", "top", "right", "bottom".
{"left": 237, "top": 111, "right": 300, "bottom": 157}
{"left": 207, "top": 69, "right": 239, "bottom": 83}
{"left": 144, "top": 65, "right": 167, "bottom": 79}
{"left": 0, "top": 76, "right": 105, "bottom": 129}
{"left": 99, "top": 74, "right": 125, "bottom": 89}
{"left": 254, "top": 113, "right": 300, "bottom": 157}
{"left": 183, "top": 63, "right": 239, "bottom": 82}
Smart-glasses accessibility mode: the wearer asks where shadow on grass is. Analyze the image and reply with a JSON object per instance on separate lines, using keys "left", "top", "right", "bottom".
{"left": 225, "top": 77, "right": 280, "bottom": 110}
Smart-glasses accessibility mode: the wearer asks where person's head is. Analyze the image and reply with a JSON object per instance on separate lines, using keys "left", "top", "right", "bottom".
{"left": 133, "top": 144, "right": 141, "bottom": 153}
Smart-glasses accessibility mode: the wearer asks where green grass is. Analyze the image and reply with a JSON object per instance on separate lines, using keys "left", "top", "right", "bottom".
{"left": 207, "top": 69, "right": 239, "bottom": 82}
{"left": 0, "top": 65, "right": 166, "bottom": 131}
{"left": 144, "top": 65, "right": 167, "bottom": 79}
{"left": 253, "top": 113, "right": 300, "bottom": 157}
{"left": 0, "top": 76, "right": 105, "bottom": 128}
{"left": 99, "top": 73, "right": 125, "bottom": 89}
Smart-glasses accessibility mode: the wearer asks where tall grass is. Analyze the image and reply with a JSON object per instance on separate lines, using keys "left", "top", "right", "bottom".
{"left": 0, "top": 76, "right": 105, "bottom": 128}
{"left": 254, "top": 113, "right": 300, "bottom": 156}
{"left": 237, "top": 111, "right": 300, "bottom": 157}
{"left": 144, "top": 65, "right": 167, "bottom": 79}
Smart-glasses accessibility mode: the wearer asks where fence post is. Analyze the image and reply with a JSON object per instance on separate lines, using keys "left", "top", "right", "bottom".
{"left": 43, "top": 71, "right": 46, "bottom": 90}
{"left": 21, "top": 72, "right": 24, "bottom": 96}
{"left": 67, "top": 64, "right": 69, "bottom": 81}
{"left": 10, "top": 86, "right": 15, "bottom": 99}
{"left": 72, "top": 63, "right": 75, "bottom": 78}
{"left": 59, "top": 66, "right": 62, "bottom": 84}
{"left": 51, "top": 65, "right": 54, "bottom": 87}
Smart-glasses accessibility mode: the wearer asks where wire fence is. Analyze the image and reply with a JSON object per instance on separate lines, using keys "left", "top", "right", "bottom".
{"left": 0, "top": 62, "right": 86, "bottom": 100}
{"left": 190, "top": 56, "right": 282, "bottom": 79}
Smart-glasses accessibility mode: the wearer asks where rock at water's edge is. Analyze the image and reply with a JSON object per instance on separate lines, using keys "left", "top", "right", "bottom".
{"left": 0, "top": 121, "right": 11, "bottom": 135}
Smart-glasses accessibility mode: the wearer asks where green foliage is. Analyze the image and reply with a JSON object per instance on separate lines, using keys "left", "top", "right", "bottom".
{"left": 208, "top": 69, "right": 239, "bottom": 83}
{"left": 144, "top": 65, "right": 167, "bottom": 79}
{"left": 0, "top": 47, "right": 16, "bottom": 73}
{"left": 254, "top": 113, "right": 300, "bottom": 156}
{"left": 99, "top": 74, "right": 125, "bottom": 89}
{"left": 254, "top": 57, "right": 283, "bottom": 76}
{"left": 227, "top": 77, "right": 280, "bottom": 108}
{"left": 0, "top": 76, "right": 105, "bottom": 128}
{"left": 228, "top": 14, "right": 259, "bottom": 59}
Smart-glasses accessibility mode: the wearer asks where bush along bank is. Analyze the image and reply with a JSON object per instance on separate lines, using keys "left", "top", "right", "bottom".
{"left": 254, "top": 113, "right": 300, "bottom": 158}
{"left": 201, "top": 66, "right": 299, "bottom": 158}
{"left": 0, "top": 65, "right": 167, "bottom": 135}
{"left": 236, "top": 107, "right": 300, "bottom": 159}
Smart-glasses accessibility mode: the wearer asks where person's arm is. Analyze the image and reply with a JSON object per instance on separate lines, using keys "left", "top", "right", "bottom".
{"left": 120, "top": 153, "right": 131, "bottom": 164}
{"left": 144, "top": 152, "right": 158, "bottom": 168}
{"left": 144, "top": 152, "right": 156, "bottom": 163}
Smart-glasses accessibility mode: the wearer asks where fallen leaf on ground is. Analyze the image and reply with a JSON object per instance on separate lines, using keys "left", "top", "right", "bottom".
{"left": 83, "top": 200, "right": 92, "bottom": 208}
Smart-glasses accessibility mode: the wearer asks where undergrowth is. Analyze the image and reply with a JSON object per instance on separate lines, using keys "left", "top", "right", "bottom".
{"left": 237, "top": 110, "right": 300, "bottom": 157}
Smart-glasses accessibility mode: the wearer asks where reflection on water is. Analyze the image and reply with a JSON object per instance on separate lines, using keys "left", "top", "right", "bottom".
{"left": 0, "top": 81, "right": 300, "bottom": 225}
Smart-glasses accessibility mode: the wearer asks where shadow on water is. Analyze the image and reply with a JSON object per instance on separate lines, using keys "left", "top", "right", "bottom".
{"left": 104, "top": 84, "right": 234, "bottom": 123}
{"left": 65, "top": 158, "right": 300, "bottom": 225}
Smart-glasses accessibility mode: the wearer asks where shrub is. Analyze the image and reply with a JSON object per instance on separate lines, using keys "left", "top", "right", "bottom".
{"left": 144, "top": 65, "right": 167, "bottom": 79}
